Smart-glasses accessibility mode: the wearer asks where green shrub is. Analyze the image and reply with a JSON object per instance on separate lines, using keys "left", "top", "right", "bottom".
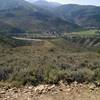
{"left": 0, "top": 37, "right": 100, "bottom": 86}
{"left": 94, "top": 69, "right": 100, "bottom": 82}
{"left": 10, "top": 68, "right": 37, "bottom": 85}
{"left": 96, "top": 48, "right": 100, "bottom": 54}
{"left": 0, "top": 66, "right": 12, "bottom": 81}
{"left": 67, "top": 68, "right": 94, "bottom": 83}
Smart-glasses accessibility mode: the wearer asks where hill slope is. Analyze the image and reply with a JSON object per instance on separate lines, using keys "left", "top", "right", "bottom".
{"left": 0, "top": 0, "right": 80, "bottom": 35}
{"left": 54, "top": 4, "right": 100, "bottom": 28}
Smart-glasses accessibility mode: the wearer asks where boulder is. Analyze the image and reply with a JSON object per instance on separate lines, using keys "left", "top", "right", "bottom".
{"left": 34, "top": 85, "right": 45, "bottom": 94}
{"left": 89, "top": 84, "right": 96, "bottom": 90}
{"left": 0, "top": 91, "right": 6, "bottom": 94}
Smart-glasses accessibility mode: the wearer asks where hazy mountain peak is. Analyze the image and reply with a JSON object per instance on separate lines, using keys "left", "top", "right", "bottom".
{"left": 29, "top": 0, "right": 61, "bottom": 8}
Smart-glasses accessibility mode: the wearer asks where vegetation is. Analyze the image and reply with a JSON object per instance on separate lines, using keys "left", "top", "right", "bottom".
{"left": 70, "top": 29, "right": 100, "bottom": 37}
{"left": 0, "top": 0, "right": 81, "bottom": 35}
{"left": 1, "top": 0, "right": 100, "bottom": 35}
{"left": 0, "top": 36, "right": 100, "bottom": 86}
{"left": 0, "top": 35, "right": 32, "bottom": 48}
{"left": 54, "top": 4, "right": 100, "bottom": 28}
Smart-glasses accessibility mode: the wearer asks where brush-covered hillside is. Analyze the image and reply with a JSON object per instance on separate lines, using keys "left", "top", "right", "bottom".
{"left": 0, "top": 0, "right": 81, "bottom": 35}
{"left": 53, "top": 4, "right": 100, "bottom": 28}
{"left": 0, "top": 35, "right": 100, "bottom": 86}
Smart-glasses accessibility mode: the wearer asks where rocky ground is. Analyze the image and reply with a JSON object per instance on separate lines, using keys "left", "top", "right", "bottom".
{"left": 0, "top": 82, "right": 100, "bottom": 100}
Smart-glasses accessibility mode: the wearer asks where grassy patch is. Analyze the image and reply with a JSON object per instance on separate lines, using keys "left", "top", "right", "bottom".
{"left": 70, "top": 29, "right": 100, "bottom": 37}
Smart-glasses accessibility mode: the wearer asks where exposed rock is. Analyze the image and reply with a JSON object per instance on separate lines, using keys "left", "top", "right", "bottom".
{"left": 33, "top": 84, "right": 57, "bottom": 94}
{"left": 0, "top": 91, "right": 6, "bottom": 94}
{"left": 66, "top": 88, "right": 71, "bottom": 92}
{"left": 3, "top": 86, "right": 11, "bottom": 91}
{"left": 34, "top": 85, "right": 46, "bottom": 94}
{"left": 52, "top": 91, "right": 58, "bottom": 94}
{"left": 73, "top": 81, "right": 78, "bottom": 86}
{"left": 94, "top": 81, "right": 100, "bottom": 87}
{"left": 28, "top": 86, "right": 34, "bottom": 90}
{"left": 89, "top": 84, "right": 96, "bottom": 91}
{"left": 0, "top": 83, "right": 99, "bottom": 100}
{"left": 59, "top": 80, "right": 66, "bottom": 87}
{"left": 48, "top": 85, "right": 56, "bottom": 91}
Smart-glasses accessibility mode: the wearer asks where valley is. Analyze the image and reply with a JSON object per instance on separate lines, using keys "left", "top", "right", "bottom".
{"left": 0, "top": 0, "right": 100, "bottom": 100}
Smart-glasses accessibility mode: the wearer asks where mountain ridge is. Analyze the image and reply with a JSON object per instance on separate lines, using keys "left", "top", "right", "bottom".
{"left": 0, "top": 0, "right": 100, "bottom": 35}
{"left": 53, "top": 4, "right": 100, "bottom": 28}
{"left": 0, "top": 0, "right": 80, "bottom": 35}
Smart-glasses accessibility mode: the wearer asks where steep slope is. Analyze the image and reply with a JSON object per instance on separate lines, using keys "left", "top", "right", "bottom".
{"left": 0, "top": 21, "right": 24, "bottom": 35}
{"left": 54, "top": 4, "right": 100, "bottom": 28}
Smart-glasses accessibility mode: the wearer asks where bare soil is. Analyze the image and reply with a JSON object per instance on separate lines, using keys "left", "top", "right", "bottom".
{"left": 0, "top": 84, "right": 100, "bottom": 100}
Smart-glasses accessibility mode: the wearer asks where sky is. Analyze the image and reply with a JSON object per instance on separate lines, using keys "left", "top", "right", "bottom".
{"left": 47, "top": 0, "right": 100, "bottom": 6}
{"left": 27, "top": 0, "right": 100, "bottom": 6}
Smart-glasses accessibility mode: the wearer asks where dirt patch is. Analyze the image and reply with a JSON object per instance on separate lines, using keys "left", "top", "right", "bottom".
{"left": 0, "top": 83, "right": 100, "bottom": 100}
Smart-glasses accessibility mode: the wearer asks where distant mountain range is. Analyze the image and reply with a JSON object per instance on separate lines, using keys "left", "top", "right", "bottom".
{"left": 0, "top": 0, "right": 100, "bottom": 35}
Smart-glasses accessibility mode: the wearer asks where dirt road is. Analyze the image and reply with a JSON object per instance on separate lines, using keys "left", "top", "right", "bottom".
{"left": 12, "top": 37, "right": 43, "bottom": 41}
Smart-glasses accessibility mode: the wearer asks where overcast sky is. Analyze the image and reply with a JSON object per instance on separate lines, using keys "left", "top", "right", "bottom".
{"left": 49, "top": 0, "right": 100, "bottom": 6}
{"left": 27, "top": 0, "right": 100, "bottom": 6}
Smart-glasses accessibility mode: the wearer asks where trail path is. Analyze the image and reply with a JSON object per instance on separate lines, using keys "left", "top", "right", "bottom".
{"left": 0, "top": 84, "right": 100, "bottom": 100}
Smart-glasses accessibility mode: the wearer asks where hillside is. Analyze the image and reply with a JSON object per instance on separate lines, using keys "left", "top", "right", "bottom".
{"left": 0, "top": 35, "right": 32, "bottom": 48}
{"left": 54, "top": 4, "right": 100, "bottom": 28}
{"left": 0, "top": 21, "right": 24, "bottom": 35}
{"left": 0, "top": 0, "right": 35, "bottom": 10}
{"left": 0, "top": 35, "right": 100, "bottom": 85}
{"left": 0, "top": 1, "right": 100, "bottom": 99}
{"left": 0, "top": 33, "right": 100, "bottom": 100}
{"left": 0, "top": 0, "right": 80, "bottom": 35}
{"left": 0, "top": 1, "right": 100, "bottom": 35}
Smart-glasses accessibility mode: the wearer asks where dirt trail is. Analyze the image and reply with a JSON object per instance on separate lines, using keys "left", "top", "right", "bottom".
{"left": 0, "top": 84, "right": 100, "bottom": 100}
{"left": 12, "top": 37, "right": 43, "bottom": 41}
